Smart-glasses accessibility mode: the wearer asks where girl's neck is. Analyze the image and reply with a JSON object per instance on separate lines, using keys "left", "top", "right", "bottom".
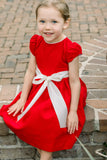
{"left": 44, "top": 34, "right": 67, "bottom": 44}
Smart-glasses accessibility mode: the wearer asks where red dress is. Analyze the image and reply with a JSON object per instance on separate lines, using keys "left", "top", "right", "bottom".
{"left": 0, "top": 35, "right": 87, "bottom": 152}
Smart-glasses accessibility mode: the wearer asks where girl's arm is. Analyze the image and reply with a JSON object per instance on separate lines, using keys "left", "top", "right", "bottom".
{"left": 20, "top": 54, "right": 36, "bottom": 103}
{"left": 8, "top": 54, "right": 36, "bottom": 116}
{"left": 67, "top": 56, "right": 80, "bottom": 134}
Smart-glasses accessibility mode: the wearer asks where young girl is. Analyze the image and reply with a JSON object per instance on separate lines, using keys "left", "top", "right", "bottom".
{"left": 0, "top": 0, "right": 87, "bottom": 160}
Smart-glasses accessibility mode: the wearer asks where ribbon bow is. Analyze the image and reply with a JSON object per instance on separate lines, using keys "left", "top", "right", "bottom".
{"left": 17, "top": 67, "right": 69, "bottom": 128}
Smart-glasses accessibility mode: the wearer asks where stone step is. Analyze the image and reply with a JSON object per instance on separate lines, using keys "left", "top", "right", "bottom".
{"left": 0, "top": 158, "right": 104, "bottom": 160}
{"left": 0, "top": 147, "right": 105, "bottom": 160}
{"left": 53, "top": 159, "right": 104, "bottom": 160}
{"left": 0, "top": 130, "right": 106, "bottom": 159}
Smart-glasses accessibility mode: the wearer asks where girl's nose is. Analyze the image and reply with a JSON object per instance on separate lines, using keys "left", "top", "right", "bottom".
{"left": 45, "top": 22, "right": 51, "bottom": 29}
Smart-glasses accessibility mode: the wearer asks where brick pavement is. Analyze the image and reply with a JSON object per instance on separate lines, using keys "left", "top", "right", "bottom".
{"left": 0, "top": 0, "right": 107, "bottom": 84}
{"left": 0, "top": 0, "right": 107, "bottom": 159}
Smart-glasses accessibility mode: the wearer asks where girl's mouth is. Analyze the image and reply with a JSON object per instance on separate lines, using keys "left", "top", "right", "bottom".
{"left": 44, "top": 32, "right": 53, "bottom": 35}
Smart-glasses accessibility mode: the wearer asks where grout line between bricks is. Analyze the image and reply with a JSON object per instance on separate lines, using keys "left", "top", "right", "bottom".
{"left": 87, "top": 88, "right": 107, "bottom": 91}
{"left": 94, "top": 109, "right": 100, "bottom": 131}
{"left": 86, "top": 104, "right": 96, "bottom": 110}
{"left": 88, "top": 57, "right": 107, "bottom": 61}
{"left": 83, "top": 42, "right": 106, "bottom": 49}
{"left": 94, "top": 39, "right": 107, "bottom": 45}
{"left": 0, "top": 145, "right": 33, "bottom": 149}
{"left": 87, "top": 103, "right": 107, "bottom": 116}
{"left": 85, "top": 63, "right": 107, "bottom": 66}
{"left": 15, "top": 84, "right": 20, "bottom": 96}
{"left": 81, "top": 39, "right": 106, "bottom": 76}
{"left": 86, "top": 103, "right": 106, "bottom": 111}
{"left": 99, "top": 48, "right": 107, "bottom": 52}
{"left": 87, "top": 98, "right": 107, "bottom": 100}
{"left": 87, "top": 101, "right": 106, "bottom": 131}
{"left": 100, "top": 108, "right": 107, "bottom": 111}
{"left": 0, "top": 101, "right": 12, "bottom": 103}
{"left": 0, "top": 85, "right": 2, "bottom": 92}
{"left": 81, "top": 74, "right": 107, "bottom": 77}
{"left": 16, "top": 136, "right": 22, "bottom": 146}
{"left": 83, "top": 47, "right": 107, "bottom": 54}
{"left": 80, "top": 52, "right": 98, "bottom": 76}
{"left": 97, "top": 110, "right": 107, "bottom": 115}
{"left": 82, "top": 48, "right": 92, "bottom": 52}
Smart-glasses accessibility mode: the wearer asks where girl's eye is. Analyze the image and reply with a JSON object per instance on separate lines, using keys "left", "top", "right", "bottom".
{"left": 40, "top": 20, "right": 45, "bottom": 23}
{"left": 52, "top": 21, "right": 57, "bottom": 24}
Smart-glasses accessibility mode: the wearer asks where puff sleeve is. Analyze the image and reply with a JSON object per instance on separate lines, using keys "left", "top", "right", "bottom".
{"left": 29, "top": 34, "right": 42, "bottom": 56}
{"left": 65, "top": 39, "right": 82, "bottom": 63}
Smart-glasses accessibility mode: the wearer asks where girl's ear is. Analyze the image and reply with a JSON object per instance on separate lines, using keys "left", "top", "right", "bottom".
{"left": 63, "top": 18, "right": 70, "bottom": 30}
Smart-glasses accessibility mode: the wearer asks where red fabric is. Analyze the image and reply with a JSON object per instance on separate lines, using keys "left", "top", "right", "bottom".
{"left": 0, "top": 35, "right": 87, "bottom": 152}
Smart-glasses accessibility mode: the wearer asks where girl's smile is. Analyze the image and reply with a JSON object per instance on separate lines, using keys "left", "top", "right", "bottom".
{"left": 37, "top": 6, "right": 69, "bottom": 43}
{"left": 44, "top": 32, "right": 54, "bottom": 36}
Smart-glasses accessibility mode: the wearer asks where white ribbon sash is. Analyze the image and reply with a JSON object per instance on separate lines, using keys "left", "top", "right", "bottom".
{"left": 17, "top": 67, "right": 69, "bottom": 128}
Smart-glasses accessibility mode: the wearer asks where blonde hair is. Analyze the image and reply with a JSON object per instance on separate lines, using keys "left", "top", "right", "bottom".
{"left": 35, "top": 0, "right": 70, "bottom": 21}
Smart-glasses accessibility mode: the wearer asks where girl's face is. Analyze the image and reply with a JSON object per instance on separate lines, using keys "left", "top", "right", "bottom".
{"left": 37, "top": 6, "right": 69, "bottom": 43}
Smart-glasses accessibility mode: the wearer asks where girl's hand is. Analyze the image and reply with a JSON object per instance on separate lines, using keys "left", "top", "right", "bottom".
{"left": 7, "top": 99, "right": 25, "bottom": 117}
{"left": 67, "top": 110, "right": 78, "bottom": 134}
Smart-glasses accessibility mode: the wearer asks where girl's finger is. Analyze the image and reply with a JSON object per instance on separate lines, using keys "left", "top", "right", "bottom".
{"left": 76, "top": 122, "right": 78, "bottom": 130}
{"left": 8, "top": 104, "right": 17, "bottom": 111}
{"left": 13, "top": 108, "right": 20, "bottom": 116}
{"left": 13, "top": 112, "right": 17, "bottom": 116}
{"left": 70, "top": 123, "right": 77, "bottom": 134}
{"left": 21, "top": 106, "right": 24, "bottom": 113}
{"left": 8, "top": 104, "right": 19, "bottom": 115}
{"left": 7, "top": 106, "right": 14, "bottom": 112}
{"left": 69, "top": 124, "right": 74, "bottom": 134}
{"left": 67, "top": 122, "right": 71, "bottom": 133}
{"left": 8, "top": 107, "right": 17, "bottom": 115}
{"left": 70, "top": 125, "right": 74, "bottom": 134}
